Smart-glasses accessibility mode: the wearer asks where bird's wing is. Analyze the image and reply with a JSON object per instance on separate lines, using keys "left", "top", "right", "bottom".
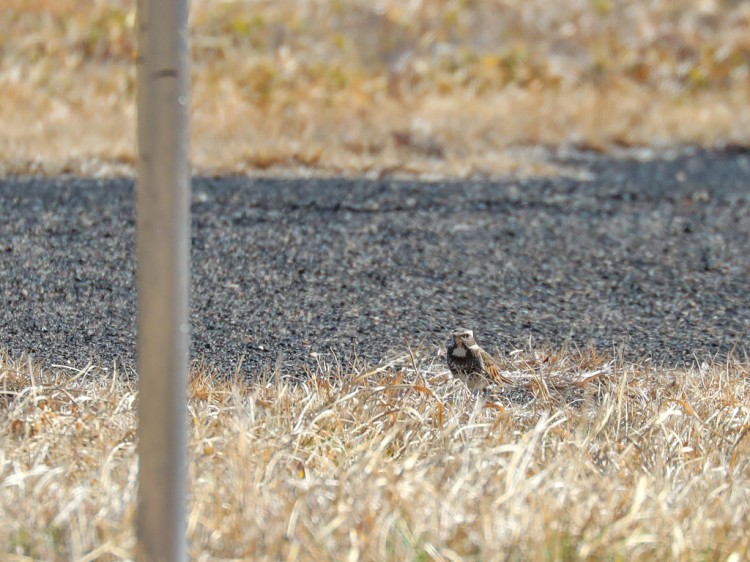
{"left": 481, "top": 351, "right": 513, "bottom": 385}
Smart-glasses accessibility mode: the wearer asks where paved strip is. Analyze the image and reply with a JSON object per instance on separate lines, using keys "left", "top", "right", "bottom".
{"left": 1, "top": 149, "right": 749, "bottom": 374}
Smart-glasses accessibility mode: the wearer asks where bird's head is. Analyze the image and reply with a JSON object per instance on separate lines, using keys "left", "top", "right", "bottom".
{"left": 451, "top": 328, "right": 477, "bottom": 350}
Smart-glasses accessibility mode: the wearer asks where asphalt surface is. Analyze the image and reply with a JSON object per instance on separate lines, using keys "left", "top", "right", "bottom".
{"left": 1, "top": 148, "right": 749, "bottom": 374}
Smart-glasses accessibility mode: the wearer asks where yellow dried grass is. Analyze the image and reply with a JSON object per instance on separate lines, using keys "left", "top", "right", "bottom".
{"left": 1, "top": 347, "right": 748, "bottom": 560}
{"left": 2, "top": 0, "right": 750, "bottom": 177}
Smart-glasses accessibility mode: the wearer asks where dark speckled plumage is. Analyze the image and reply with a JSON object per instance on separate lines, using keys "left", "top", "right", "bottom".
{"left": 447, "top": 328, "right": 513, "bottom": 389}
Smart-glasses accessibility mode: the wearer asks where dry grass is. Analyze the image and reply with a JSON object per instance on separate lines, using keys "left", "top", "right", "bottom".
{"left": 3, "top": 0, "right": 750, "bottom": 177}
{"left": 1, "top": 346, "right": 749, "bottom": 560}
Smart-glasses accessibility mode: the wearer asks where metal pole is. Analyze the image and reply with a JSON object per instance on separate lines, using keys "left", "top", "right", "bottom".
{"left": 135, "top": 0, "right": 190, "bottom": 559}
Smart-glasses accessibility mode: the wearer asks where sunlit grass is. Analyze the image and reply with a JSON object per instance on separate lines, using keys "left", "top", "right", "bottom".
{"left": 2, "top": 0, "right": 750, "bottom": 177}
{"left": 1, "top": 346, "right": 748, "bottom": 559}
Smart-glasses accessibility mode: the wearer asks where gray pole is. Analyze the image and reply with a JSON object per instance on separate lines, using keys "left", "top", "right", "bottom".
{"left": 135, "top": 0, "right": 190, "bottom": 560}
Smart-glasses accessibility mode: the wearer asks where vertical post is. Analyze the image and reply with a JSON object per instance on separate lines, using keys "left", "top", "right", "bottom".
{"left": 135, "top": 0, "right": 190, "bottom": 560}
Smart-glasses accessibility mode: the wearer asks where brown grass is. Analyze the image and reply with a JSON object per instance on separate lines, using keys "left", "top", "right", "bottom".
{"left": 1, "top": 346, "right": 749, "bottom": 560}
{"left": 2, "top": 0, "right": 750, "bottom": 178}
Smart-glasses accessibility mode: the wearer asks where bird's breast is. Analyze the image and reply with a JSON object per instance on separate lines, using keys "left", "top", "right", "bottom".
{"left": 450, "top": 346, "right": 467, "bottom": 358}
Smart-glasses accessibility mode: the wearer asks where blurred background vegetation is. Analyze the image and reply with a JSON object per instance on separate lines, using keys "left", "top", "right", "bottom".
{"left": 2, "top": 0, "right": 750, "bottom": 177}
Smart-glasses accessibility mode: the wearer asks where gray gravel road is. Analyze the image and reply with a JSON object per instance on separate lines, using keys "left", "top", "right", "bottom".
{"left": 1, "top": 149, "right": 749, "bottom": 374}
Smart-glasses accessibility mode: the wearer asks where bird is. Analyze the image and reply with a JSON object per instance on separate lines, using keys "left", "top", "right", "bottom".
{"left": 447, "top": 328, "right": 513, "bottom": 390}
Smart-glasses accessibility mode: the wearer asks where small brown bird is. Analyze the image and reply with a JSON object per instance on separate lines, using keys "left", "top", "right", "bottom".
{"left": 447, "top": 328, "right": 513, "bottom": 390}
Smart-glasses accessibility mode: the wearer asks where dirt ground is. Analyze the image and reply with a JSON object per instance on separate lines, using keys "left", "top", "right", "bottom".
{"left": 2, "top": 149, "right": 748, "bottom": 372}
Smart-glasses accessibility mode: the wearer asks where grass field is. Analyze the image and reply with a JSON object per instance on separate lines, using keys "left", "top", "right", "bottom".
{"left": 3, "top": 0, "right": 750, "bottom": 177}
{"left": 1, "top": 347, "right": 749, "bottom": 560}
{"left": 3, "top": 2, "right": 750, "bottom": 559}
